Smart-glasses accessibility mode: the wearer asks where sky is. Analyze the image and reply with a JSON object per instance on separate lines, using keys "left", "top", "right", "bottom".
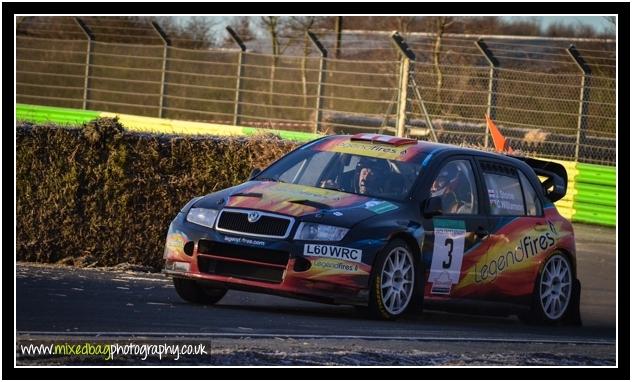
{"left": 502, "top": 16, "right": 613, "bottom": 33}
{"left": 177, "top": 15, "right": 614, "bottom": 36}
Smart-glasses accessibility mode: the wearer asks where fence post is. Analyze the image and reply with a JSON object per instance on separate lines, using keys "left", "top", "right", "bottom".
{"left": 475, "top": 39, "right": 499, "bottom": 149}
{"left": 307, "top": 31, "right": 327, "bottom": 134}
{"left": 226, "top": 26, "right": 246, "bottom": 126}
{"left": 335, "top": 16, "right": 343, "bottom": 59}
{"left": 390, "top": 32, "right": 415, "bottom": 138}
{"left": 566, "top": 44, "right": 591, "bottom": 162}
{"left": 74, "top": 17, "right": 93, "bottom": 110}
{"left": 151, "top": 21, "right": 171, "bottom": 119}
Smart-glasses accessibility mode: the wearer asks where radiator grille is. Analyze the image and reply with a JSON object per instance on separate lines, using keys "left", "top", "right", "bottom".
{"left": 216, "top": 209, "right": 293, "bottom": 238}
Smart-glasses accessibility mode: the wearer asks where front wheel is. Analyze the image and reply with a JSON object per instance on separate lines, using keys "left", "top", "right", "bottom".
{"left": 173, "top": 278, "right": 227, "bottom": 305}
{"left": 368, "top": 239, "right": 418, "bottom": 320}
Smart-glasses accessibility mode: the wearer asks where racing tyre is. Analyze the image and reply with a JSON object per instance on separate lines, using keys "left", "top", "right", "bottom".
{"left": 173, "top": 278, "right": 227, "bottom": 305}
{"left": 522, "top": 252, "right": 574, "bottom": 325}
{"left": 368, "top": 239, "right": 419, "bottom": 320}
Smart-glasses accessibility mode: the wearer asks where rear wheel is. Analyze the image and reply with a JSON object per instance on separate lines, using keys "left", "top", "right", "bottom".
{"left": 522, "top": 253, "right": 573, "bottom": 324}
{"left": 368, "top": 239, "right": 417, "bottom": 320}
{"left": 173, "top": 278, "right": 227, "bottom": 305}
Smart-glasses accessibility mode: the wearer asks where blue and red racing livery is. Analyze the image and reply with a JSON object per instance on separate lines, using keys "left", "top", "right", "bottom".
{"left": 163, "top": 133, "right": 580, "bottom": 323}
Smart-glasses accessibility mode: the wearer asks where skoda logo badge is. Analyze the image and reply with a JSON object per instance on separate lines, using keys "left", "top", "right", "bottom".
{"left": 247, "top": 211, "right": 261, "bottom": 223}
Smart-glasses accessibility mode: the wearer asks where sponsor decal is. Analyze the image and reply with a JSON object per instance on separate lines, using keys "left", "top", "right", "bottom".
{"left": 314, "top": 136, "right": 425, "bottom": 162}
{"left": 488, "top": 188, "right": 523, "bottom": 213}
{"left": 333, "top": 211, "right": 343, "bottom": 217}
{"left": 311, "top": 258, "right": 360, "bottom": 273}
{"left": 226, "top": 182, "right": 367, "bottom": 217}
{"left": 429, "top": 219, "right": 466, "bottom": 295}
{"left": 430, "top": 271, "right": 453, "bottom": 295}
{"left": 224, "top": 236, "right": 266, "bottom": 246}
{"left": 164, "top": 231, "right": 189, "bottom": 259}
{"left": 364, "top": 200, "right": 398, "bottom": 214}
{"left": 474, "top": 222, "right": 557, "bottom": 283}
{"left": 325, "top": 140, "right": 414, "bottom": 160}
{"left": 304, "top": 244, "right": 363, "bottom": 263}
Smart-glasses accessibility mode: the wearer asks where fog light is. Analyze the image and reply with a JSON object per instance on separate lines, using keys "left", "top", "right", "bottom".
{"left": 183, "top": 241, "right": 194, "bottom": 256}
{"left": 293, "top": 257, "right": 311, "bottom": 272}
{"left": 173, "top": 261, "right": 191, "bottom": 272}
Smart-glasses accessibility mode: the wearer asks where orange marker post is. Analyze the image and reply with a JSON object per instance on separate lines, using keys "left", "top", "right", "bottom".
{"left": 485, "top": 114, "right": 513, "bottom": 154}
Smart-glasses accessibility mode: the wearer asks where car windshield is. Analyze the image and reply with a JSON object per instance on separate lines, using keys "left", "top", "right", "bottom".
{"left": 255, "top": 144, "right": 426, "bottom": 201}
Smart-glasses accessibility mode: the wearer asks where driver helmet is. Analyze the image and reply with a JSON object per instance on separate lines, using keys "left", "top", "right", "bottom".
{"left": 431, "top": 163, "right": 458, "bottom": 197}
{"left": 355, "top": 157, "right": 387, "bottom": 195}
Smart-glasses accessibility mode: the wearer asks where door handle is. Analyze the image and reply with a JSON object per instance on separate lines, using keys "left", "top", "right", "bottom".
{"left": 534, "top": 222, "right": 548, "bottom": 231}
{"left": 475, "top": 228, "right": 489, "bottom": 238}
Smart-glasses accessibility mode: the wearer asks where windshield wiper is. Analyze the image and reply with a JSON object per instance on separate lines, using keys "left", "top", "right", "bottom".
{"left": 320, "top": 185, "right": 345, "bottom": 193}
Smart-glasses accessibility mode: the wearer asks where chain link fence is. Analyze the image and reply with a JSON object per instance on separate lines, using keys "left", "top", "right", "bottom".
{"left": 16, "top": 19, "right": 616, "bottom": 165}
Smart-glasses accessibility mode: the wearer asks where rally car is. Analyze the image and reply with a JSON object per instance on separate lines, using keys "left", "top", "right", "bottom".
{"left": 163, "top": 133, "right": 581, "bottom": 324}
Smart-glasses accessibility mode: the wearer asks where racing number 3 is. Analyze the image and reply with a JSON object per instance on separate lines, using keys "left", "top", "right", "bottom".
{"left": 442, "top": 238, "right": 453, "bottom": 268}
{"left": 428, "top": 219, "right": 466, "bottom": 292}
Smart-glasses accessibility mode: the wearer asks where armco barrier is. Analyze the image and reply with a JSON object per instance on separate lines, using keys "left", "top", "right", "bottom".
{"left": 17, "top": 103, "right": 322, "bottom": 143}
{"left": 16, "top": 103, "right": 615, "bottom": 226}
{"left": 541, "top": 159, "right": 577, "bottom": 222}
{"left": 572, "top": 163, "right": 616, "bottom": 226}
{"left": 540, "top": 159, "right": 615, "bottom": 226}
{"left": 16, "top": 104, "right": 101, "bottom": 125}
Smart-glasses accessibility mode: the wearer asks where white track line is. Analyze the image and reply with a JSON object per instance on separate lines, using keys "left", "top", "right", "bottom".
{"left": 16, "top": 331, "right": 614, "bottom": 345}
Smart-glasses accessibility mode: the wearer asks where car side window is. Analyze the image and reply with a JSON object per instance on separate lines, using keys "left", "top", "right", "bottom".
{"left": 519, "top": 170, "right": 543, "bottom": 216}
{"left": 481, "top": 163, "right": 525, "bottom": 216}
{"left": 430, "top": 159, "right": 478, "bottom": 215}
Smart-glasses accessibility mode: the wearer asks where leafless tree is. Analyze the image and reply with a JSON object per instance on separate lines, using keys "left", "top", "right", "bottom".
{"left": 602, "top": 16, "right": 616, "bottom": 40}
{"left": 431, "top": 17, "right": 457, "bottom": 106}
{"left": 288, "top": 16, "right": 322, "bottom": 107}
{"left": 181, "top": 17, "right": 218, "bottom": 48}
{"left": 393, "top": 16, "right": 418, "bottom": 34}
{"left": 260, "top": 16, "right": 286, "bottom": 109}
{"left": 149, "top": 16, "right": 219, "bottom": 48}
{"left": 222, "top": 16, "right": 255, "bottom": 47}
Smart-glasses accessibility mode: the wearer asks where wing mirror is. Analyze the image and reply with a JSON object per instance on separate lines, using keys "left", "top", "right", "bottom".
{"left": 249, "top": 168, "right": 262, "bottom": 180}
{"left": 423, "top": 196, "right": 443, "bottom": 218}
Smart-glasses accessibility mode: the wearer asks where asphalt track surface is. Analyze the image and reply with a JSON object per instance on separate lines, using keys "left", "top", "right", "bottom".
{"left": 16, "top": 223, "right": 616, "bottom": 365}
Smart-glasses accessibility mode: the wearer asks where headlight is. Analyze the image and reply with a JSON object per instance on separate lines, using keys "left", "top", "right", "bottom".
{"left": 186, "top": 208, "right": 219, "bottom": 229}
{"left": 294, "top": 222, "right": 349, "bottom": 241}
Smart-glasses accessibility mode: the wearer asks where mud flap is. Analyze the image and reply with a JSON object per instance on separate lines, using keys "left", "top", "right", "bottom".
{"left": 563, "top": 278, "right": 582, "bottom": 326}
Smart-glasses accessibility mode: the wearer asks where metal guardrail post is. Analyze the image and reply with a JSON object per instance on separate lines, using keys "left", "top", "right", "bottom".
{"left": 74, "top": 17, "right": 93, "bottom": 110}
{"left": 390, "top": 32, "right": 415, "bottom": 138}
{"left": 566, "top": 44, "right": 592, "bottom": 162}
{"left": 151, "top": 21, "right": 171, "bottom": 119}
{"left": 307, "top": 31, "right": 327, "bottom": 134}
{"left": 475, "top": 39, "right": 499, "bottom": 149}
{"left": 226, "top": 26, "right": 246, "bottom": 126}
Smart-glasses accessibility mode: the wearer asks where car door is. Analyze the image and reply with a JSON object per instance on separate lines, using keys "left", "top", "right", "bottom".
{"left": 473, "top": 158, "right": 548, "bottom": 305}
{"left": 420, "top": 155, "right": 492, "bottom": 300}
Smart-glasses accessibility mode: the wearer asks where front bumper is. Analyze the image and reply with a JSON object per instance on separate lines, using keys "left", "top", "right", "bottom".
{"left": 163, "top": 212, "right": 385, "bottom": 305}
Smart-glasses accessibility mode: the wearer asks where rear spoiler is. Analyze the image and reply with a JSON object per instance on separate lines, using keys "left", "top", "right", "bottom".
{"left": 508, "top": 156, "right": 567, "bottom": 202}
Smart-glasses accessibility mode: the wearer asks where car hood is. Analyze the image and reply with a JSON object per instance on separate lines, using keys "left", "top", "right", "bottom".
{"left": 193, "top": 181, "right": 403, "bottom": 226}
